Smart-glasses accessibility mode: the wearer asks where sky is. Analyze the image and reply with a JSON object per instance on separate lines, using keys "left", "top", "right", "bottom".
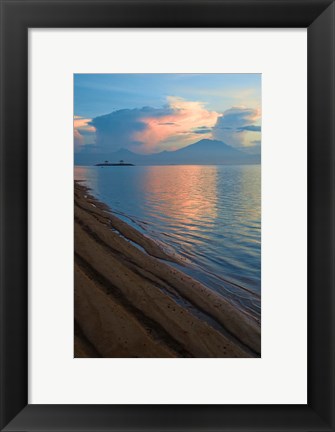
{"left": 74, "top": 74, "right": 261, "bottom": 155}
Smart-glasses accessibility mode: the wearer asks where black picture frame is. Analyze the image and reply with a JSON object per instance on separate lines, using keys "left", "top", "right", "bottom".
{"left": 1, "top": 0, "right": 334, "bottom": 431}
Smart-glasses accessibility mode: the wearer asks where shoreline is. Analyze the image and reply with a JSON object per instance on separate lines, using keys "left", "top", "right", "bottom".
{"left": 74, "top": 181, "right": 261, "bottom": 358}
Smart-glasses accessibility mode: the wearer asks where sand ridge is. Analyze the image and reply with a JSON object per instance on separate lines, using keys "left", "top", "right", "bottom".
{"left": 74, "top": 181, "right": 261, "bottom": 358}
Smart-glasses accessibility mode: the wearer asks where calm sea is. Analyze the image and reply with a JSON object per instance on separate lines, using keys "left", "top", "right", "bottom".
{"left": 74, "top": 165, "right": 261, "bottom": 320}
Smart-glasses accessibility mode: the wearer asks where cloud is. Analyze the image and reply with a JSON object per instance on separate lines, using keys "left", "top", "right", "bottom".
{"left": 74, "top": 116, "right": 96, "bottom": 149}
{"left": 90, "top": 97, "right": 219, "bottom": 153}
{"left": 238, "top": 125, "right": 261, "bottom": 132}
{"left": 74, "top": 128, "right": 84, "bottom": 150}
{"left": 90, "top": 108, "right": 150, "bottom": 152}
{"left": 133, "top": 97, "right": 219, "bottom": 152}
{"left": 194, "top": 127, "right": 212, "bottom": 134}
{"left": 75, "top": 102, "right": 261, "bottom": 154}
{"left": 213, "top": 107, "right": 261, "bottom": 148}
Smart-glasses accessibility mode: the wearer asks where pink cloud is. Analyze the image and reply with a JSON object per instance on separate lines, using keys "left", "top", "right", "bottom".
{"left": 133, "top": 97, "right": 220, "bottom": 152}
{"left": 74, "top": 116, "right": 96, "bottom": 148}
{"left": 74, "top": 117, "right": 96, "bottom": 133}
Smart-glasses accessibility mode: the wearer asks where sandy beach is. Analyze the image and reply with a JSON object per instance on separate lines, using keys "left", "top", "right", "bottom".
{"left": 74, "top": 181, "right": 261, "bottom": 358}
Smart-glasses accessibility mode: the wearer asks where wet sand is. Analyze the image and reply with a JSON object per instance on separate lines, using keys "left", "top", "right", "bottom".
{"left": 74, "top": 181, "right": 261, "bottom": 358}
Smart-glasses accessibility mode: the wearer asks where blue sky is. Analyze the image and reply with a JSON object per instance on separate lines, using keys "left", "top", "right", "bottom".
{"left": 74, "top": 74, "right": 261, "bottom": 154}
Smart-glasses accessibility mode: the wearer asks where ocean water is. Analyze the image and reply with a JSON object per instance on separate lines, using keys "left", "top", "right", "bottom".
{"left": 75, "top": 165, "right": 261, "bottom": 320}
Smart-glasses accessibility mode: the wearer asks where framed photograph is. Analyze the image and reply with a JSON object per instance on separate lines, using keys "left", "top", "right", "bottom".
{"left": 1, "top": 0, "right": 334, "bottom": 431}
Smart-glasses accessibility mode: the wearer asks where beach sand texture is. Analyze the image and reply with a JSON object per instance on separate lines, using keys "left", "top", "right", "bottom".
{"left": 74, "top": 182, "right": 261, "bottom": 358}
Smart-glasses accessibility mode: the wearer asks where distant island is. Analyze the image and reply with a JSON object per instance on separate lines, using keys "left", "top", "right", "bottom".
{"left": 76, "top": 139, "right": 260, "bottom": 167}
{"left": 95, "top": 159, "right": 135, "bottom": 167}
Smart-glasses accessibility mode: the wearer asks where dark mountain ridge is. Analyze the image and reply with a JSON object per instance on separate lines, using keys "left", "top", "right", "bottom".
{"left": 75, "top": 139, "right": 260, "bottom": 166}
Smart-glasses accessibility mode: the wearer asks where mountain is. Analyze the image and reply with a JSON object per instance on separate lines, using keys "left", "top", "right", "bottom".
{"left": 74, "top": 139, "right": 260, "bottom": 166}
{"left": 155, "top": 139, "right": 253, "bottom": 164}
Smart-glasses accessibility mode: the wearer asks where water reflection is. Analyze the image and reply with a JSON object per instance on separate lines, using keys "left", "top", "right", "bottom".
{"left": 74, "top": 164, "right": 261, "bottom": 318}
{"left": 74, "top": 165, "right": 99, "bottom": 192}
{"left": 140, "top": 166, "right": 218, "bottom": 234}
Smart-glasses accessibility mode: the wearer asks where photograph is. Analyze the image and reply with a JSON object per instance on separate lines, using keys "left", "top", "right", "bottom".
{"left": 74, "top": 73, "right": 261, "bottom": 358}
